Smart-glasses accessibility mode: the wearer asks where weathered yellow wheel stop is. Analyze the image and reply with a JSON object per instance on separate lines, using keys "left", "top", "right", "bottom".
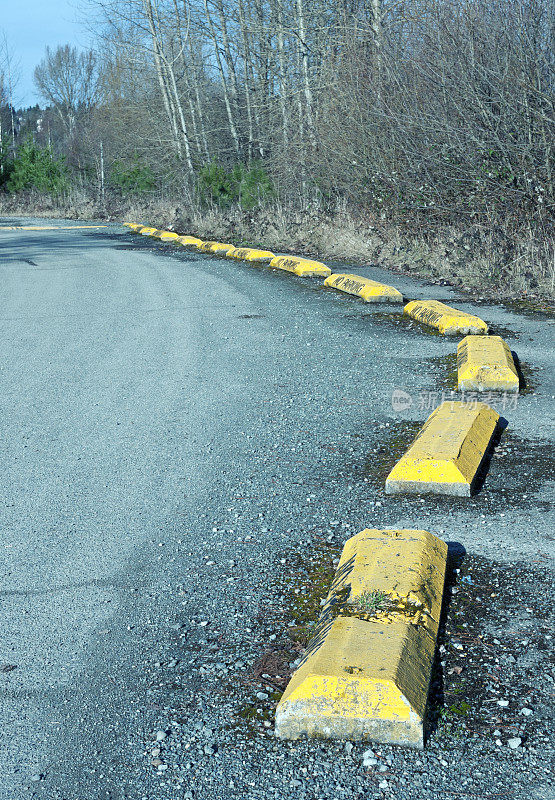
{"left": 385, "top": 401, "right": 499, "bottom": 496}
{"left": 404, "top": 300, "right": 488, "bottom": 335}
{"left": 175, "top": 235, "right": 204, "bottom": 247}
{"left": 276, "top": 529, "right": 448, "bottom": 747}
{"left": 198, "top": 241, "right": 236, "bottom": 254}
{"left": 457, "top": 335, "right": 519, "bottom": 392}
{"left": 324, "top": 273, "right": 403, "bottom": 302}
{"left": 269, "top": 255, "right": 331, "bottom": 277}
{"left": 227, "top": 247, "right": 275, "bottom": 263}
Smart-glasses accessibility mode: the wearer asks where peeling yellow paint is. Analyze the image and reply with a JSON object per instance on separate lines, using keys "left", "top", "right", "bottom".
{"left": 404, "top": 299, "right": 488, "bottom": 335}
{"left": 457, "top": 335, "right": 519, "bottom": 392}
{"left": 276, "top": 529, "right": 447, "bottom": 746}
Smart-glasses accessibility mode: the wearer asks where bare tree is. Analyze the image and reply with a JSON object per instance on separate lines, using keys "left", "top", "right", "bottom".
{"left": 0, "top": 32, "right": 20, "bottom": 152}
{"left": 34, "top": 45, "right": 99, "bottom": 137}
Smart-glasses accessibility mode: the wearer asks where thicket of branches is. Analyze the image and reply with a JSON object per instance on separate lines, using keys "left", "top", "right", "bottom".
{"left": 1, "top": 0, "right": 554, "bottom": 273}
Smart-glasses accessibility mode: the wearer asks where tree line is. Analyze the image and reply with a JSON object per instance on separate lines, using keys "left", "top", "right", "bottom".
{"left": 1, "top": 0, "right": 553, "bottom": 228}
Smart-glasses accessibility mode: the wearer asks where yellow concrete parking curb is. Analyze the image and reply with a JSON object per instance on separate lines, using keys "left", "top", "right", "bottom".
{"left": 457, "top": 335, "right": 519, "bottom": 393}
{"left": 123, "top": 222, "right": 143, "bottom": 231}
{"left": 269, "top": 255, "right": 331, "bottom": 277}
{"left": 158, "top": 231, "right": 180, "bottom": 241}
{"left": 139, "top": 227, "right": 158, "bottom": 236}
{"left": 175, "top": 235, "right": 204, "bottom": 248}
{"left": 227, "top": 247, "right": 275, "bottom": 263}
{"left": 385, "top": 401, "right": 500, "bottom": 496}
{"left": 198, "top": 241, "right": 236, "bottom": 255}
{"left": 404, "top": 300, "right": 488, "bottom": 335}
{"left": 275, "top": 528, "right": 448, "bottom": 747}
{"left": 324, "top": 273, "right": 403, "bottom": 302}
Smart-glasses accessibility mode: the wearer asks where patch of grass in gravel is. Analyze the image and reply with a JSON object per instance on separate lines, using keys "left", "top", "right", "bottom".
{"left": 486, "top": 322, "right": 521, "bottom": 340}
{"left": 285, "top": 542, "right": 340, "bottom": 626}
{"left": 501, "top": 298, "right": 555, "bottom": 319}
{"left": 229, "top": 539, "right": 341, "bottom": 737}
{"left": 363, "top": 310, "right": 444, "bottom": 337}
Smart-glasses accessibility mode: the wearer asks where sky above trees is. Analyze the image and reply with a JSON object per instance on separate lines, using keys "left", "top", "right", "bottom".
{"left": 2, "top": 0, "right": 90, "bottom": 105}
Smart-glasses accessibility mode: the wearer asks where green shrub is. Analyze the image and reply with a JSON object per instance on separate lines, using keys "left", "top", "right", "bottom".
{"left": 111, "top": 155, "right": 156, "bottom": 194}
{"left": 234, "top": 163, "right": 274, "bottom": 209}
{"left": 6, "top": 139, "right": 69, "bottom": 195}
{"left": 197, "top": 162, "right": 234, "bottom": 206}
{"left": 198, "top": 161, "right": 273, "bottom": 209}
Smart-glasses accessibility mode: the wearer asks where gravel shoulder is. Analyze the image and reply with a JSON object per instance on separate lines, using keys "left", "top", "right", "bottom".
{"left": 0, "top": 218, "right": 553, "bottom": 800}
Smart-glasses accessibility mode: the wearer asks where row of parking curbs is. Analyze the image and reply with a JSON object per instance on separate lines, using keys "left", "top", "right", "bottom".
{"left": 124, "top": 222, "right": 518, "bottom": 397}
{"left": 122, "top": 222, "right": 520, "bottom": 496}
{"left": 122, "top": 221, "right": 523, "bottom": 745}
{"left": 122, "top": 223, "right": 520, "bottom": 495}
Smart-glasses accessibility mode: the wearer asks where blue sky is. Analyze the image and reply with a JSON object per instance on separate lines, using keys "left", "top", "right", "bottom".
{"left": 2, "top": 0, "right": 92, "bottom": 106}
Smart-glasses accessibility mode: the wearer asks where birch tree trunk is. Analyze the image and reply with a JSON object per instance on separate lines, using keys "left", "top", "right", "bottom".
{"left": 237, "top": 0, "right": 256, "bottom": 161}
{"left": 142, "top": 0, "right": 183, "bottom": 159}
{"left": 295, "top": 0, "right": 315, "bottom": 140}
{"left": 203, "top": 0, "right": 241, "bottom": 154}
{"left": 275, "top": 0, "right": 289, "bottom": 147}
{"left": 186, "top": 34, "right": 211, "bottom": 161}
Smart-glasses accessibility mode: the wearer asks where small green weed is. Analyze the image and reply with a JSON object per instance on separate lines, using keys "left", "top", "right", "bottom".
{"left": 437, "top": 700, "right": 471, "bottom": 737}
{"left": 350, "top": 590, "right": 389, "bottom": 615}
{"left": 448, "top": 700, "right": 471, "bottom": 716}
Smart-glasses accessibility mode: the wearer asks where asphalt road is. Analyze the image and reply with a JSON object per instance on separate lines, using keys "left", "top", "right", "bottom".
{"left": 1, "top": 217, "right": 553, "bottom": 800}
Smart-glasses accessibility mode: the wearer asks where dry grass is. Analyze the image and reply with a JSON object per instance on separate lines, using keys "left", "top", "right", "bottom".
{"left": 181, "top": 204, "right": 554, "bottom": 301}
